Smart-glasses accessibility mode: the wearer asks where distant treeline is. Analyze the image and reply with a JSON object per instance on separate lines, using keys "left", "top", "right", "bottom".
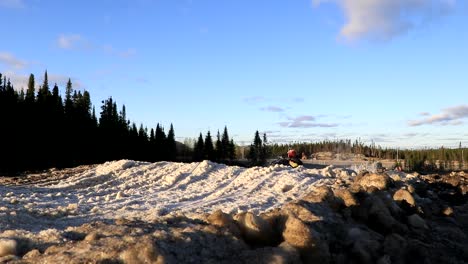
{"left": 0, "top": 71, "right": 177, "bottom": 174}
{"left": 269, "top": 139, "right": 399, "bottom": 160}
{"left": 190, "top": 129, "right": 237, "bottom": 163}
{"left": 269, "top": 139, "right": 468, "bottom": 172}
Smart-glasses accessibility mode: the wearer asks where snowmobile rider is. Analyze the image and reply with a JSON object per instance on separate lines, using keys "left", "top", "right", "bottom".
{"left": 287, "top": 149, "right": 303, "bottom": 168}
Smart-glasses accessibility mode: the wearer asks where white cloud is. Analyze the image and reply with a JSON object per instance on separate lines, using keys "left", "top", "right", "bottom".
{"left": 2, "top": 70, "right": 29, "bottom": 89}
{"left": 57, "top": 34, "right": 136, "bottom": 58}
{"left": 3, "top": 71, "right": 83, "bottom": 91}
{"left": 0, "top": 0, "right": 25, "bottom": 8}
{"left": 314, "top": 0, "right": 456, "bottom": 41}
{"left": 260, "top": 106, "right": 285, "bottom": 112}
{"left": 279, "top": 115, "right": 338, "bottom": 128}
{"left": 0, "top": 52, "right": 28, "bottom": 69}
{"left": 57, "top": 34, "right": 85, "bottom": 50}
{"left": 244, "top": 96, "right": 266, "bottom": 104}
{"left": 408, "top": 105, "right": 468, "bottom": 126}
{"left": 102, "top": 44, "right": 137, "bottom": 58}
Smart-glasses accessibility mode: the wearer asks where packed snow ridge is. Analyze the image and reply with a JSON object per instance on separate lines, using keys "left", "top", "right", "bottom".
{"left": 1, "top": 160, "right": 395, "bottom": 231}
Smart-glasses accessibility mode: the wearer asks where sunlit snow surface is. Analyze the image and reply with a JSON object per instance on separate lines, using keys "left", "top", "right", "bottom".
{"left": 0, "top": 160, "right": 363, "bottom": 231}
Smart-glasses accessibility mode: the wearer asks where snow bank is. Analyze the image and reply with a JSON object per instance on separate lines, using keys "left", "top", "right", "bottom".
{"left": 0, "top": 160, "right": 401, "bottom": 231}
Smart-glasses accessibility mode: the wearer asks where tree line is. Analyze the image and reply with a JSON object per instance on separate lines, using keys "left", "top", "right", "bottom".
{"left": 192, "top": 127, "right": 236, "bottom": 162}
{"left": 0, "top": 71, "right": 177, "bottom": 175}
{"left": 267, "top": 139, "right": 467, "bottom": 172}
{"left": 1, "top": 70, "right": 465, "bottom": 173}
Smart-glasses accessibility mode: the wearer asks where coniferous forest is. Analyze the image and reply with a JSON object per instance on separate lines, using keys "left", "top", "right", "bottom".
{"left": 0, "top": 71, "right": 177, "bottom": 174}
{"left": 1, "top": 71, "right": 466, "bottom": 174}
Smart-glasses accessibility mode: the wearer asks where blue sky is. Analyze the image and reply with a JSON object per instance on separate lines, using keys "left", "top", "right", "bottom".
{"left": 1, "top": 0, "right": 467, "bottom": 148}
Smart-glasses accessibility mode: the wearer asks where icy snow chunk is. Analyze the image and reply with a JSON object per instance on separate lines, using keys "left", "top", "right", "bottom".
{"left": 67, "top": 203, "right": 78, "bottom": 211}
{"left": 115, "top": 191, "right": 125, "bottom": 199}
{"left": 0, "top": 239, "right": 17, "bottom": 257}
{"left": 96, "top": 160, "right": 136, "bottom": 175}
{"left": 192, "top": 160, "right": 213, "bottom": 176}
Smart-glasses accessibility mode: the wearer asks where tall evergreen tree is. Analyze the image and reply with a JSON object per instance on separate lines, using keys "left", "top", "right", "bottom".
{"left": 26, "top": 74, "right": 35, "bottom": 103}
{"left": 193, "top": 133, "right": 204, "bottom": 162}
{"left": 248, "top": 130, "right": 266, "bottom": 166}
{"left": 215, "top": 130, "right": 222, "bottom": 161}
{"left": 204, "top": 131, "right": 215, "bottom": 161}
{"left": 37, "top": 70, "right": 50, "bottom": 103}
{"left": 221, "top": 126, "right": 230, "bottom": 160}
{"left": 155, "top": 123, "right": 167, "bottom": 161}
{"left": 166, "top": 124, "right": 177, "bottom": 161}
{"left": 229, "top": 139, "right": 236, "bottom": 160}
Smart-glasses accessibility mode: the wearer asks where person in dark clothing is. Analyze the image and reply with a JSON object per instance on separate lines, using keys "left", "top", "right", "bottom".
{"left": 271, "top": 149, "right": 303, "bottom": 168}
{"left": 287, "top": 149, "right": 303, "bottom": 168}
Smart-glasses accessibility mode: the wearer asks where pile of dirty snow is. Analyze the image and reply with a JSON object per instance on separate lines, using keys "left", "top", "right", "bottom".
{"left": 0, "top": 160, "right": 367, "bottom": 231}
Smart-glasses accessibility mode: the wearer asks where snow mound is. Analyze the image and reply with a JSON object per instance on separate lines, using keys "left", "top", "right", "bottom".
{"left": 95, "top": 159, "right": 138, "bottom": 175}
{"left": 0, "top": 160, "right": 365, "bottom": 231}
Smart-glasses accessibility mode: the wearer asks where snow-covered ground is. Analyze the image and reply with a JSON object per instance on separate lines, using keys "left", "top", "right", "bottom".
{"left": 0, "top": 160, "right": 366, "bottom": 231}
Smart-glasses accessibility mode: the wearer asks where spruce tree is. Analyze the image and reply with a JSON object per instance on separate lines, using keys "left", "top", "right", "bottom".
{"left": 166, "top": 124, "right": 177, "bottom": 161}
{"left": 155, "top": 123, "right": 167, "bottom": 161}
{"left": 248, "top": 130, "right": 265, "bottom": 166}
{"left": 193, "top": 133, "right": 204, "bottom": 162}
{"left": 26, "top": 74, "right": 35, "bottom": 103}
{"left": 149, "top": 128, "right": 155, "bottom": 143}
{"left": 37, "top": 70, "right": 50, "bottom": 103}
{"left": 215, "top": 130, "right": 222, "bottom": 161}
{"left": 204, "top": 131, "right": 215, "bottom": 161}
{"left": 221, "top": 126, "right": 230, "bottom": 160}
{"left": 229, "top": 139, "right": 236, "bottom": 160}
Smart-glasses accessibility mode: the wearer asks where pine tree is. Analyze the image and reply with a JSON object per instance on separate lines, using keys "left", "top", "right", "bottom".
{"left": 193, "top": 133, "right": 204, "bottom": 162}
{"left": 26, "top": 74, "right": 35, "bottom": 103}
{"left": 215, "top": 130, "right": 222, "bottom": 161}
{"left": 149, "top": 128, "right": 155, "bottom": 143}
{"left": 248, "top": 130, "right": 266, "bottom": 166}
{"left": 221, "top": 126, "right": 230, "bottom": 160}
{"left": 229, "top": 139, "right": 236, "bottom": 160}
{"left": 155, "top": 123, "right": 167, "bottom": 161}
{"left": 138, "top": 124, "right": 147, "bottom": 141}
{"left": 204, "top": 131, "right": 215, "bottom": 161}
{"left": 37, "top": 70, "right": 50, "bottom": 103}
{"left": 261, "top": 133, "right": 268, "bottom": 162}
{"left": 166, "top": 124, "right": 177, "bottom": 161}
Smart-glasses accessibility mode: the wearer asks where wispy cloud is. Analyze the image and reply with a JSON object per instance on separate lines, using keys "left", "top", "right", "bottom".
{"left": 57, "top": 34, "right": 136, "bottom": 58}
{"left": 2, "top": 70, "right": 29, "bottom": 89}
{"left": 0, "top": 0, "right": 25, "bottom": 8}
{"left": 262, "top": 130, "right": 281, "bottom": 135}
{"left": 260, "top": 106, "right": 285, "bottom": 112}
{"left": 57, "top": 34, "right": 86, "bottom": 50}
{"left": 48, "top": 73, "right": 84, "bottom": 89}
{"left": 408, "top": 105, "right": 468, "bottom": 126}
{"left": 313, "top": 0, "right": 456, "bottom": 41}
{"left": 292, "top": 97, "right": 305, "bottom": 103}
{"left": 103, "top": 45, "right": 137, "bottom": 58}
{"left": 0, "top": 52, "right": 28, "bottom": 69}
{"left": 3, "top": 70, "right": 83, "bottom": 91}
{"left": 279, "top": 115, "right": 338, "bottom": 128}
{"left": 244, "top": 96, "right": 266, "bottom": 104}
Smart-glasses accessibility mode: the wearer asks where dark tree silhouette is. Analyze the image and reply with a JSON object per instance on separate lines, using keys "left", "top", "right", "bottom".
{"left": 166, "top": 124, "right": 177, "bottom": 161}
{"left": 193, "top": 133, "right": 204, "bottom": 162}
{"left": 204, "top": 131, "right": 215, "bottom": 161}
{"left": 0, "top": 71, "right": 181, "bottom": 174}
